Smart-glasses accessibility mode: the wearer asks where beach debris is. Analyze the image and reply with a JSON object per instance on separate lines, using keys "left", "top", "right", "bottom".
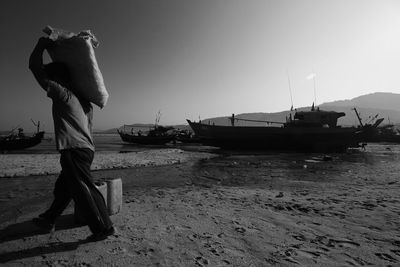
{"left": 305, "top": 155, "right": 333, "bottom": 163}
{"left": 201, "top": 175, "right": 222, "bottom": 182}
{"left": 305, "top": 159, "right": 320, "bottom": 163}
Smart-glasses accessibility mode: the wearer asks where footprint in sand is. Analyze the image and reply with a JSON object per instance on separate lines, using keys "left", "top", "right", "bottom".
{"left": 77, "top": 262, "right": 91, "bottom": 267}
{"left": 222, "top": 259, "right": 231, "bottom": 265}
{"left": 187, "top": 233, "right": 198, "bottom": 242}
{"left": 108, "top": 246, "right": 127, "bottom": 255}
{"left": 392, "top": 240, "right": 400, "bottom": 247}
{"left": 292, "top": 234, "right": 307, "bottom": 242}
{"left": 296, "top": 249, "right": 323, "bottom": 259}
{"left": 343, "top": 253, "right": 372, "bottom": 266}
{"left": 375, "top": 252, "right": 398, "bottom": 263}
{"left": 195, "top": 256, "right": 209, "bottom": 266}
{"left": 46, "top": 259, "right": 69, "bottom": 266}
{"left": 367, "top": 225, "right": 382, "bottom": 231}
{"left": 135, "top": 247, "right": 155, "bottom": 256}
{"left": 361, "top": 201, "right": 377, "bottom": 210}
{"left": 234, "top": 227, "right": 246, "bottom": 234}
{"left": 209, "top": 248, "right": 220, "bottom": 256}
{"left": 187, "top": 233, "right": 213, "bottom": 242}
{"left": 217, "top": 233, "right": 225, "bottom": 238}
{"left": 327, "top": 239, "right": 360, "bottom": 248}
{"left": 211, "top": 216, "right": 222, "bottom": 225}
{"left": 292, "top": 204, "right": 312, "bottom": 214}
{"left": 264, "top": 257, "right": 279, "bottom": 264}
{"left": 391, "top": 250, "right": 400, "bottom": 257}
{"left": 203, "top": 241, "right": 224, "bottom": 256}
{"left": 284, "top": 249, "right": 300, "bottom": 265}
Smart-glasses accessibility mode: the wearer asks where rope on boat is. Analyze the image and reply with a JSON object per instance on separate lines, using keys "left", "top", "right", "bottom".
{"left": 233, "top": 118, "right": 285, "bottom": 125}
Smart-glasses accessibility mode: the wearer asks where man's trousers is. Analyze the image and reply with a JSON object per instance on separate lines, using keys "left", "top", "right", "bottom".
{"left": 42, "top": 148, "right": 112, "bottom": 234}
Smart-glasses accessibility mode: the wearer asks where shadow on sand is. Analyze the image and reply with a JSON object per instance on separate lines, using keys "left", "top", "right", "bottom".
{"left": 0, "top": 214, "right": 90, "bottom": 263}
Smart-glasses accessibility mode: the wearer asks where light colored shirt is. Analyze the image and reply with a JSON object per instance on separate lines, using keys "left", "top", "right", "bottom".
{"left": 46, "top": 80, "right": 95, "bottom": 151}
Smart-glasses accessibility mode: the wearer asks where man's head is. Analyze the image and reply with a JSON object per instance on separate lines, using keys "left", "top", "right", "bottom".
{"left": 44, "top": 62, "right": 70, "bottom": 86}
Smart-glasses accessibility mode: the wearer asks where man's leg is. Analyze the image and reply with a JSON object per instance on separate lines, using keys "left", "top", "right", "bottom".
{"left": 40, "top": 170, "right": 72, "bottom": 222}
{"left": 33, "top": 155, "right": 72, "bottom": 229}
{"left": 62, "top": 149, "right": 113, "bottom": 235}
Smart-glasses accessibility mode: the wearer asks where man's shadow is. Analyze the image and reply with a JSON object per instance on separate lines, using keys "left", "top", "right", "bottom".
{"left": 0, "top": 214, "right": 91, "bottom": 263}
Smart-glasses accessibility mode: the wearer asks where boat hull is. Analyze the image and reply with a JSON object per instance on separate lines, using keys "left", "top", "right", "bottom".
{"left": 118, "top": 131, "right": 174, "bottom": 145}
{"left": 0, "top": 131, "right": 45, "bottom": 150}
{"left": 187, "top": 120, "right": 361, "bottom": 152}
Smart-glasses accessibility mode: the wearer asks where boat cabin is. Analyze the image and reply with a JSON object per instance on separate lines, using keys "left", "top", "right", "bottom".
{"left": 286, "top": 109, "right": 345, "bottom": 128}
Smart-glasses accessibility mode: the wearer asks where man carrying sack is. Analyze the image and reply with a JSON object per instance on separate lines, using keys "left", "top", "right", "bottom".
{"left": 29, "top": 27, "right": 114, "bottom": 242}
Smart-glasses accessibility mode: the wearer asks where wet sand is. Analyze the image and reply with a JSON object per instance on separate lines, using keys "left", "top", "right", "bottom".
{"left": 0, "top": 148, "right": 214, "bottom": 177}
{"left": 0, "top": 144, "right": 400, "bottom": 266}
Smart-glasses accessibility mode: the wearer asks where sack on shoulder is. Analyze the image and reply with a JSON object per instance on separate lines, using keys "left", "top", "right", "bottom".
{"left": 43, "top": 26, "right": 109, "bottom": 108}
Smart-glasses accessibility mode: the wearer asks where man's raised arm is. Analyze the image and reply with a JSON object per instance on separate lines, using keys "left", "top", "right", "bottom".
{"left": 29, "top": 37, "right": 53, "bottom": 91}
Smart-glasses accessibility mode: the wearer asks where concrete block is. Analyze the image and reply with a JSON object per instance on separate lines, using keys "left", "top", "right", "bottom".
{"left": 107, "top": 178, "right": 123, "bottom": 215}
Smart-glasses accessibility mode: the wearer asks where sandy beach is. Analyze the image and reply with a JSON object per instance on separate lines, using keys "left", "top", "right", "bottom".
{"left": 1, "top": 145, "right": 400, "bottom": 266}
{"left": 0, "top": 148, "right": 214, "bottom": 178}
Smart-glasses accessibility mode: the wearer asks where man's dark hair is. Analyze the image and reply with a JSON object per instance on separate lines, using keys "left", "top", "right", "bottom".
{"left": 44, "top": 62, "right": 70, "bottom": 85}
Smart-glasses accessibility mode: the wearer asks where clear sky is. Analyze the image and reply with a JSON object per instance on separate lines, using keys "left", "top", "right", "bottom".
{"left": 1, "top": 0, "right": 400, "bottom": 131}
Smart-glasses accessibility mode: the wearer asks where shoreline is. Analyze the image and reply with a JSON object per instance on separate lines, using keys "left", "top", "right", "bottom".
{"left": 0, "top": 148, "right": 217, "bottom": 178}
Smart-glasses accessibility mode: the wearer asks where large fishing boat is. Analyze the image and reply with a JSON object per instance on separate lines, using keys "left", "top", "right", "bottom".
{"left": 187, "top": 108, "right": 366, "bottom": 152}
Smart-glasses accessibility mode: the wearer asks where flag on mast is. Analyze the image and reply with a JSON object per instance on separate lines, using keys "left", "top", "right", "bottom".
{"left": 306, "top": 73, "right": 316, "bottom": 80}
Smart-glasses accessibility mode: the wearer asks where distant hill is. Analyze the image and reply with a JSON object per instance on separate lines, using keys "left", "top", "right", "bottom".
{"left": 320, "top": 92, "right": 400, "bottom": 125}
{"left": 323, "top": 92, "right": 400, "bottom": 111}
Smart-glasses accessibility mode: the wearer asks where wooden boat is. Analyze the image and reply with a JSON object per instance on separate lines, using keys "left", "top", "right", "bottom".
{"left": 117, "top": 125, "right": 175, "bottom": 145}
{"left": 362, "top": 124, "right": 400, "bottom": 143}
{"left": 0, "top": 131, "right": 45, "bottom": 150}
{"left": 175, "top": 130, "right": 201, "bottom": 143}
{"left": 187, "top": 108, "right": 366, "bottom": 152}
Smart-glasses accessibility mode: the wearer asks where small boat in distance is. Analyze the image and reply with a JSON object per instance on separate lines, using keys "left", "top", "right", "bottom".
{"left": 187, "top": 107, "right": 369, "bottom": 152}
{"left": 117, "top": 125, "right": 175, "bottom": 145}
{"left": 0, "top": 125, "right": 45, "bottom": 151}
{"left": 351, "top": 108, "right": 400, "bottom": 143}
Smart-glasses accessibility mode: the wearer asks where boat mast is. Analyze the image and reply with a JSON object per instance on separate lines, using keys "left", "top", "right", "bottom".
{"left": 286, "top": 69, "right": 294, "bottom": 110}
{"left": 155, "top": 110, "right": 161, "bottom": 127}
{"left": 306, "top": 71, "right": 317, "bottom": 108}
{"left": 31, "top": 119, "right": 40, "bottom": 133}
{"left": 352, "top": 108, "right": 364, "bottom": 127}
{"left": 313, "top": 72, "right": 317, "bottom": 106}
